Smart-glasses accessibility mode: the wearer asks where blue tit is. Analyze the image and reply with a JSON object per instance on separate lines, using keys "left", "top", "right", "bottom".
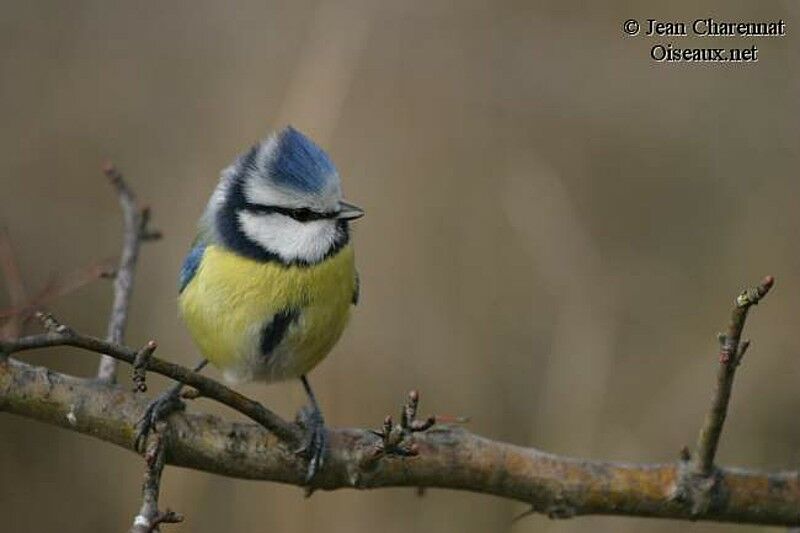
{"left": 176, "top": 126, "right": 362, "bottom": 478}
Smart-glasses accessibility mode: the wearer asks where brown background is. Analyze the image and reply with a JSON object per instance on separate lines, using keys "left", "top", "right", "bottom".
{"left": 1, "top": 1, "right": 799, "bottom": 532}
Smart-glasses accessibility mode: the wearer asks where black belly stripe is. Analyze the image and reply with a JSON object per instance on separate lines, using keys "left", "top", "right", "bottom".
{"left": 260, "top": 309, "right": 299, "bottom": 357}
{"left": 352, "top": 271, "right": 360, "bottom": 305}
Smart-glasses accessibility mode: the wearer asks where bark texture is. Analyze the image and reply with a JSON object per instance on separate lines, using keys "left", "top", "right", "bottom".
{"left": 2, "top": 356, "right": 799, "bottom": 528}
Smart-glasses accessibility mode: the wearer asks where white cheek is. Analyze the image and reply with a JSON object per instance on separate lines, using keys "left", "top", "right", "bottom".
{"left": 237, "top": 212, "right": 340, "bottom": 263}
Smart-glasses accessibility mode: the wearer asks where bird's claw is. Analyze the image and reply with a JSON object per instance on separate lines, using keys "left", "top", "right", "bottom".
{"left": 135, "top": 388, "right": 185, "bottom": 452}
{"left": 295, "top": 404, "right": 328, "bottom": 483}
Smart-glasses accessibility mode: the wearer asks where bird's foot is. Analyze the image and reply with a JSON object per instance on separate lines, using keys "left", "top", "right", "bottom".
{"left": 135, "top": 386, "right": 185, "bottom": 452}
{"left": 294, "top": 404, "right": 328, "bottom": 483}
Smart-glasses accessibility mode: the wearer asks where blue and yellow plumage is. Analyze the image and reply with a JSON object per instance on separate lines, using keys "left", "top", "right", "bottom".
{"left": 165, "top": 126, "right": 362, "bottom": 479}
{"left": 178, "top": 243, "right": 356, "bottom": 383}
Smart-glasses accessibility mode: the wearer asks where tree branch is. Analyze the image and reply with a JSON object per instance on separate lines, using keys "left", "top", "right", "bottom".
{"left": 97, "top": 162, "right": 160, "bottom": 383}
{"left": 2, "top": 356, "right": 800, "bottom": 527}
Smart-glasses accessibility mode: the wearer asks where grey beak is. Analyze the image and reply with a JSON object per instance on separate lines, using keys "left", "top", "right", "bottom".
{"left": 337, "top": 201, "right": 364, "bottom": 220}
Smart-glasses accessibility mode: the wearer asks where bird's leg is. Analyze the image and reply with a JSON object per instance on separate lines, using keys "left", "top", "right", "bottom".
{"left": 295, "top": 375, "right": 327, "bottom": 482}
{"left": 135, "top": 359, "right": 208, "bottom": 452}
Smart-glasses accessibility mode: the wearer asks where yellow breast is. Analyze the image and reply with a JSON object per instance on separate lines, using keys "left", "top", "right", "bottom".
{"left": 178, "top": 244, "right": 356, "bottom": 383}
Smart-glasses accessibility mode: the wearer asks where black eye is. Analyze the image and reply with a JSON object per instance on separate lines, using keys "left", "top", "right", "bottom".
{"left": 288, "top": 207, "right": 323, "bottom": 222}
{"left": 244, "top": 203, "right": 336, "bottom": 222}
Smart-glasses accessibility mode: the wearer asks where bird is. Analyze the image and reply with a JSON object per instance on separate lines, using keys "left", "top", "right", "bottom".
{"left": 137, "top": 126, "right": 363, "bottom": 480}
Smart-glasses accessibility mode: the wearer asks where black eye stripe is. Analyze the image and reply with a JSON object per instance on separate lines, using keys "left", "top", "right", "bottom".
{"left": 243, "top": 203, "right": 338, "bottom": 222}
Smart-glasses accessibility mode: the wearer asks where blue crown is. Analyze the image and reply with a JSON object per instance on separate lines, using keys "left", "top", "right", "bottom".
{"left": 267, "top": 126, "right": 338, "bottom": 193}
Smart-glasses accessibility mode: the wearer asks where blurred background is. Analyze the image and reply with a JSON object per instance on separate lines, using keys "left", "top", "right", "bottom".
{"left": 1, "top": 1, "right": 798, "bottom": 532}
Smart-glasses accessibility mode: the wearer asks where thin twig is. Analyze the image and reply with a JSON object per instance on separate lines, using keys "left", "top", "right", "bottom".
{"left": 144, "top": 511, "right": 183, "bottom": 533}
{"left": 371, "top": 390, "right": 437, "bottom": 456}
{"left": 1, "top": 314, "right": 300, "bottom": 446}
{"left": 97, "top": 162, "right": 160, "bottom": 383}
{"left": 129, "top": 429, "right": 183, "bottom": 533}
{"left": 132, "top": 341, "right": 159, "bottom": 393}
{"left": 139, "top": 206, "right": 163, "bottom": 242}
{"left": 693, "top": 275, "right": 774, "bottom": 476}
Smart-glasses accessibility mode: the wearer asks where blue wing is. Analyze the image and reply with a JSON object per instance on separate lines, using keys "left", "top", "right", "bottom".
{"left": 178, "top": 243, "right": 207, "bottom": 293}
